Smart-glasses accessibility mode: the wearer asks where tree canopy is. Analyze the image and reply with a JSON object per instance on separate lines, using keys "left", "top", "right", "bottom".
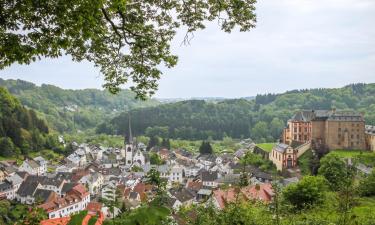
{"left": 1, "top": 0, "right": 257, "bottom": 99}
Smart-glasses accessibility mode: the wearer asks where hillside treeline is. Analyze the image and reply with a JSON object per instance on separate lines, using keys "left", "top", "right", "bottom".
{"left": 0, "top": 78, "right": 159, "bottom": 132}
{"left": 97, "top": 83, "right": 375, "bottom": 142}
{"left": 0, "top": 87, "right": 59, "bottom": 157}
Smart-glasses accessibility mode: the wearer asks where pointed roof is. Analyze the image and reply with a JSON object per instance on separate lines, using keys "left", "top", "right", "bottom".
{"left": 129, "top": 113, "right": 133, "bottom": 144}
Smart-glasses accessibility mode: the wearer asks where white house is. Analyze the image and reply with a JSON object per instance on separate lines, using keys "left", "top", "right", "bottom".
{"left": 201, "top": 171, "right": 218, "bottom": 188}
{"left": 18, "top": 159, "right": 43, "bottom": 175}
{"left": 34, "top": 156, "right": 48, "bottom": 174}
{"left": 79, "top": 172, "right": 104, "bottom": 195}
{"left": 169, "top": 166, "right": 184, "bottom": 183}
{"left": 39, "top": 184, "right": 91, "bottom": 219}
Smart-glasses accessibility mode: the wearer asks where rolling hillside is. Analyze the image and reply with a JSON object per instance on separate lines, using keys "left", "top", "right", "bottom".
{"left": 98, "top": 83, "right": 375, "bottom": 142}
{"left": 0, "top": 78, "right": 160, "bottom": 132}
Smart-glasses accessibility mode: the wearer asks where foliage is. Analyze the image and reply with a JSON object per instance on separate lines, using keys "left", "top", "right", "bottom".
{"left": 199, "top": 141, "right": 213, "bottom": 155}
{"left": 100, "top": 83, "right": 375, "bottom": 141}
{"left": 67, "top": 210, "right": 88, "bottom": 225}
{"left": 87, "top": 216, "right": 98, "bottom": 225}
{"left": 149, "top": 152, "right": 163, "bottom": 165}
{"left": 297, "top": 149, "right": 314, "bottom": 176}
{"left": 359, "top": 169, "right": 375, "bottom": 197}
{"left": 0, "top": 200, "right": 47, "bottom": 225}
{"left": 1, "top": 0, "right": 256, "bottom": 99}
{"left": 318, "top": 154, "right": 354, "bottom": 191}
{"left": 0, "top": 87, "right": 62, "bottom": 157}
{"left": 241, "top": 152, "right": 276, "bottom": 173}
{"left": 106, "top": 205, "right": 170, "bottom": 225}
{"left": 0, "top": 79, "right": 159, "bottom": 132}
{"left": 282, "top": 176, "right": 328, "bottom": 211}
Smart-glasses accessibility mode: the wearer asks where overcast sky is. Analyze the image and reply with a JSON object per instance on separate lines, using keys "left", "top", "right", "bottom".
{"left": 1, "top": 0, "right": 374, "bottom": 98}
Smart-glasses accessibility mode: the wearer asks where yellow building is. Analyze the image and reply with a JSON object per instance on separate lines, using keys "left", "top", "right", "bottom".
{"left": 269, "top": 143, "right": 297, "bottom": 171}
{"left": 365, "top": 125, "right": 375, "bottom": 152}
{"left": 282, "top": 109, "right": 366, "bottom": 151}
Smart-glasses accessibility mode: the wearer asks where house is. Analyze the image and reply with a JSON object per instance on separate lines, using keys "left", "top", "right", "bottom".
{"left": 39, "top": 184, "right": 91, "bottom": 219}
{"left": 78, "top": 172, "right": 104, "bottom": 195}
{"left": 169, "top": 187, "right": 195, "bottom": 208}
{"left": 40, "top": 202, "right": 104, "bottom": 225}
{"left": 200, "top": 171, "right": 218, "bottom": 188}
{"left": 197, "top": 154, "right": 217, "bottom": 170}
{"left": 16, "top": 175, "right": 66, "bottom": 204}
{"left": 212, "top": 183, "right": 274, "bottom": 210}
{"left": 18, "top": 159, "right": 44, "bottom": 175}
{"left": 2, "top": 173, "right": 25, "bottom": 199}
{"left": 166, "top": 197, "right": 182, "bottom": 211}
{"left": 170, "top": 166, "right": 184, "bottom": 183}
{"left": 269, "top": 143, "right": 297, "bottom": 171}
{"left": 0, "top": 180, "right": 14, "bottom": 200}
{"left": 185, "top": 165, "right": 200, "bottom": 177}
{"left": 34, "top": 156, "right": 48, "bottom": 174}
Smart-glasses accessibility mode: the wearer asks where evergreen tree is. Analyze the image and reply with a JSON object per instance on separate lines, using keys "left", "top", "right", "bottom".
{"left": 199, "top": 141, "right": 213, "bottom": 155}
{"left": 0, "top": 137, "right": 15, "bottom": 157}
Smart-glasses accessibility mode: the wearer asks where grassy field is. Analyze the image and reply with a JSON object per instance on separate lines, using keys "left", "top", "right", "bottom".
{"left": 256, "top": 143, "right": 276, "bottom": 152}
{"left": 327, "top": 150, "right": 375, "bottom": 167}
{"left": 327, "top": 149, "right": 374, "bottom": 158}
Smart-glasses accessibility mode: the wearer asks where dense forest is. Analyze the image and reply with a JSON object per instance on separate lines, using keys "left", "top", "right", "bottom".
{"left": 97, "top": 83, "right": 375, "bottom": 142}
{"left": 0, "top": 79, "right": 159, "bottom": 132}
{"left": 0, "top": 87, "right": 59, "bottom": 157}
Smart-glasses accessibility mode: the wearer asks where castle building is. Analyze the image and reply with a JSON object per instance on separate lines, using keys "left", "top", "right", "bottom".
{"left": 365, "top": 125, "right": 375, "bottom": 152}
{"left": 282, "top": 109, "right": 366, "bottom": 150}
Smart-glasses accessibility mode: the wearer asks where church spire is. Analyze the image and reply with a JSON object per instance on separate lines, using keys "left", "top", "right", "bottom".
{"left": 128, "top": 113, "right": 133, "bottom": 144}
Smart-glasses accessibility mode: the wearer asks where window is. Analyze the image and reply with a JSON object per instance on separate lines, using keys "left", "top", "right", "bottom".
{"left": 338, "top": 134, "right": 341, "bottom": 138}
{"left": 351, "top": 134, "right": 354, "bottom": 139}
{"left": 338, "top": 128, "right": 341, "bottom": 132}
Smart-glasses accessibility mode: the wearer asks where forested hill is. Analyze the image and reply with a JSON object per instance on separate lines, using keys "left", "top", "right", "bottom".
{"left": 0, "top": 79, "right": 160, "bottom": 132}
{"left": 0, "top": 87, "right": 58, "bottom": 157}
{"left": 97, "top": 83, "right": 375, "bottom": 142}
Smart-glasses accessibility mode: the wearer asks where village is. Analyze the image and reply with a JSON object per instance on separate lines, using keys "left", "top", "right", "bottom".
{"left": 1, "top": 109, "right": 375, "bottom": 224}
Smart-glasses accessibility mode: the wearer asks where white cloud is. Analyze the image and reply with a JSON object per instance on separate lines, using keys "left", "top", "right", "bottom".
{"left": 1, "top": 0, "right": 374, "bottom": 98}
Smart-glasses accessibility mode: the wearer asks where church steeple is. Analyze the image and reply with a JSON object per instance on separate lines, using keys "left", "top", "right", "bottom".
{"left": 128, "top": 113, "right": 133, "bottom": 144}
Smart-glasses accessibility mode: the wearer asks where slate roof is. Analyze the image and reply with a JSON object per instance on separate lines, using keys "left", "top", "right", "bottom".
{"left": 290, "top": 110, "right": 364, "bottom": 122}
{"left": 291, "top": 111, "right": 316, "bottom": 122}
{"left": 273, "top": 143, "right": 290, "bottom": 153}
{"left": 27, "top": 159, "right": 41, "bottom": 169}
{"left": 129, "top": 191, "right": 139, "bottom": 200}
{"left": 201, "top": 171, "right": 218, "bottom": 182}
{"left": 0, "top": 181, "right": 12, "bottom": 192}
{"left": 61, "top": 183, "right": 78, "bottom": 194}
{"left": 197, "top": 154, "right": 217, "bottom": 162}
{"left": 17, "top": 180, "right": 39, "bottom": 197}
{"left": 170, "top": 188, "right": 195, "bottom": 203}
{"left": 33, "top": 189, "right": 55, "bottom": 203}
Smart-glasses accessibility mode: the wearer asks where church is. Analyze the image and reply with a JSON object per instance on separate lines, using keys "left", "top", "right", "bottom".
{"left": 121, "top": 116, "right": 149, "bottom": 167}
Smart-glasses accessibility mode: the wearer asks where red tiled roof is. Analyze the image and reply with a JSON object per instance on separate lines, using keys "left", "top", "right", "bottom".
{"left": 213, "top": 184, "right": 274, "bottom": 209}
{"left": 87, "top": 202, "right": 102, "bottom": 213}
{"left": 187, "top": 181, "right": 203, "bottom": 192}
